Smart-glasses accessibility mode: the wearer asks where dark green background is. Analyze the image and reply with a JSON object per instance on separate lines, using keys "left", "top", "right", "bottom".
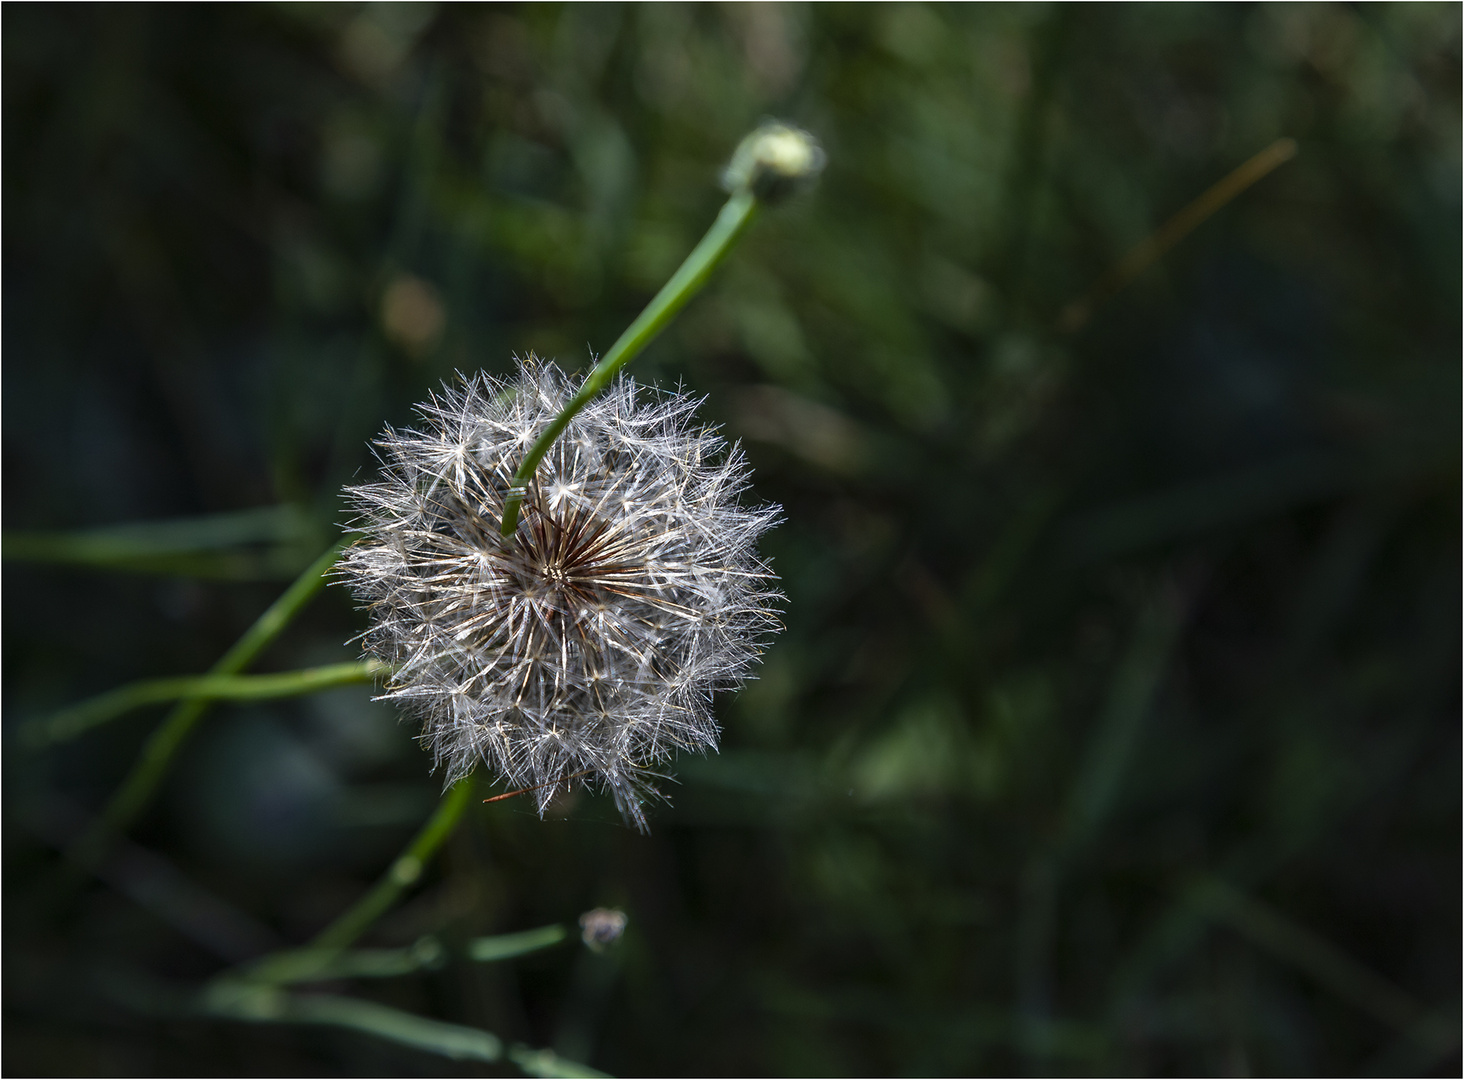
{"left": 5, "top": 3, "right": 1459, "bottom": 1075}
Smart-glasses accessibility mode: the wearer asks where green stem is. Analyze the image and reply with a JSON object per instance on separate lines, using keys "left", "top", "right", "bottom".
{"left": 196, "top": 982, "right": 605, "bottom": 1077}
{"left": 27, "top": 660, "right": 388, "bottom": 747}
{"left": 239, "top": 937, "right": 449, "bottom": 986}
{"left": 465, "top": 923, "right": 568, "bottom": 963}
{"left": 499, "top": 189, "right": 760, "bottom": 537}
{"left": 67, "top": 541, "right": 346, "bottom": 869}
{"left": 310, "top": 777, "right": 476, "bottom": 951}
{"left": 237, "top": 924, "right": 567, "bottom": 986}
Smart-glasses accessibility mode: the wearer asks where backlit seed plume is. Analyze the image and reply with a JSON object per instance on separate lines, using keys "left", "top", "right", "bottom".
{"left": 339, "top": 358, "right": 782, "bottom": 831}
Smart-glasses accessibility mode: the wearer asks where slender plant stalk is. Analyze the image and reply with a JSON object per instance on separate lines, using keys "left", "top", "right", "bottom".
{"left": 237, "top": 924, "right": 567, "bottom": 986}
{"left": 465, "top": 923, "right": 569, "bottom": 962}
{"left": 67, "top": 541, "right": 346, "bottom": 869}
{"left": 499, "top": 189, "right": 760, "bottom": 537}
{"left": 1195, "top": 876, "right": 1425, "bottom": 1033}
{"left": 1058, "top": 136, "right": 1297, "bottom": 332}
{"left": 27, "top": 660, "right": 388, "bottom": 747}
{"left": 197, "top": 981, "right": 604, "bottom": 1077}
{"left": 310, "top": 777, "right": 476, "bottom": 951}
{"left": 238, "top": 937, "right": 449, "bottom": 986}
{"left": 1016, "top": 588, "right": 1186, "bottom": 1058}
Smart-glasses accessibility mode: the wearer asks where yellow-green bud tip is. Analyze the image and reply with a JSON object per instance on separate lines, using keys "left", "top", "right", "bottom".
{"left": 723, "top": 120, "right": 826, "bottom": 204}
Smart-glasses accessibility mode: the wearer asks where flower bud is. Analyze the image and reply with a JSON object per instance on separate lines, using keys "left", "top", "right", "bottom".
{"left": 722, "top": 120, "right": 826, "bottom": 204}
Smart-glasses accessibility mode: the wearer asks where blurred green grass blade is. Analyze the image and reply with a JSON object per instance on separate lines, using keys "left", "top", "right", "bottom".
{"left": 1019, "top": 586, "right": 1186, "bottom": 1058}
{"left": 508, "top": 1044, "right": 612, "bottom": 1079}
{"left": 6, "top": 504, "right": 309, "bottom": 555}
{"left": 468, "top": 923, "right": 569, "bottom": 962}
{"left": 279, "top": 993, "right": 504, "bottom": 1064}
{"left": 1108, "top": 871, "right": 1226, "bottom": 1008}
{"left": 963, "top": 485, "right": 1065, "bottom": 612}
{"left": 238, "top": 936, "right": 446, "bottom": 985}
{"left": 1067, "top": 442, "right": 1454, "bottom": 564}
{"left": 201, "top": 982, "right": 606, "bottom": 1075}
{"left": 1278, "top": 498, "right": 1399, "bottom": 672}
{"left": 2, "top": 505, "right": 320, "bottom": 578}
{"left": 1365, "top": 1011, "right": 1464, "bottom": 1077}
{"left": 1196, "top": 876, "right": 1427, "bottom": 1034}
{"left": 1062, "top": 588, "right": 1186, "bottom": 852}
{"left": 237, "top": 924, "right": 568, "bottom": 986}
{"left": 1067, "top": 453, "right": 1345, "bottom": 563}
{"left": 8, "top": 549, "right": 311, "bottom": 580}
{"left": 24, "top": 661, "right": 388, "bottom": 747}
{"left": 1113, "top": 873, "right": 1454, "bottom": 1052}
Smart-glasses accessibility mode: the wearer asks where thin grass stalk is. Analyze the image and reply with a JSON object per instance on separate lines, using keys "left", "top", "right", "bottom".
{"left": 66, "top": 541, "right": 346, "bottom": 869}
{"left": 236, "top": 924, "right": 567, "bottom": 986}
{"left": 26, "top": 661, "right": 388, "bottom": 747}
{"left": 195, "top": 982, "right": 604, "bottom": 1077}
{"left": 309, "top": 776, "right": 477, "bottom": 951}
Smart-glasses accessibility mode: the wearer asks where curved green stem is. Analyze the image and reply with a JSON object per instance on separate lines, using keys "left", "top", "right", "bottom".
{"left": 230, "top": 786, "right": 546, "bottom": 988}
{"left": 26, "top": 660, "right": 388, "bottom": 748}
{"left": 195, "top": 981, "right": 605, "bottom": 1077}
{"left": 499, "top": 189, "right": 760, "bottom": 537}
{"left": 237, "top": 924, "right": 567, "bottom": 986}
{"left": 67, "top": 541, "right": 346, "bottom": 869}
{"left": 310, "top": 777, "right": 476, "bottom": 951}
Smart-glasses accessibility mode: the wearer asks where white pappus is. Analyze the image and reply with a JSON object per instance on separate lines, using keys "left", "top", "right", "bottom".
{"left": 339, "top": 358, "right": 782, "bottom": 831}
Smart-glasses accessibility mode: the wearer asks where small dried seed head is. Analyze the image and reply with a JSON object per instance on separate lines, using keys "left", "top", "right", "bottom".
{"left": 579, "top": 907, "right": 628, "bottom": 952}
{"left": 339, "top": 358, "right": 782, "bottom": 830}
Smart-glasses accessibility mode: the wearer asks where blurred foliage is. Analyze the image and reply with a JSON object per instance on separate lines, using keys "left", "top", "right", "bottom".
{"left": 4, "top": 3, "right": 1460, "bottom": 1075}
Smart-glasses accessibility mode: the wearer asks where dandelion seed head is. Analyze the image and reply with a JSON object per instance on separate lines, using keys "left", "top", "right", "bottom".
{"left": 339, "top": 358, "right": 782, "bottom": 831}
